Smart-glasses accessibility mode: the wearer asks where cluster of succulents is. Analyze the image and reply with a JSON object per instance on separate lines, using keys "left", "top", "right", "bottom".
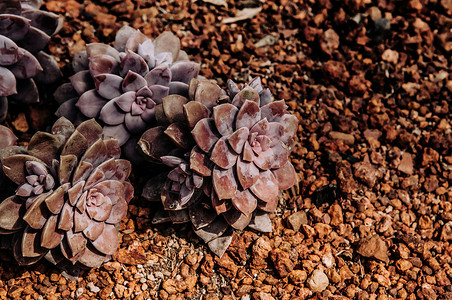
{"left": 0, "top": 118, "right": 133, "bottom": 271}
{"left": 140, "top": 78, "right": 298, "bottom": 256}
{"left": 0, "top": 0, "right": 62, "bottom": 122}
{"left": 0, "top": 0, "right": 299, "bottom": 269}
{"left": 55, "top": 25, "right": 200, "bottom": 159}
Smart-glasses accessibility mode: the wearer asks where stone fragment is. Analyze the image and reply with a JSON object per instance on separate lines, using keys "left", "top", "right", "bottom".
{"left": 353, "top": 161, "right": 378, "bottom": 187}
{"left": 113, "top": 240, "right": 147, "bottom": 265}
{"left": 287, "top": 211, "right": 308, "bottom": 231}
{"left": 357, "top": 235, "right": 389, "bottom": 263}
{"left": 289, "top": 270, "right": 308, "bottom": 285}
{"left": 398, "top": 152, "right": 413, "bottom": 175}
{"left": 329, "top": 131, "right": 355, "bottom": 145}
{"left": 270, "top": 249, "right": 295, "bottom": 277}
{"left": 441, "top": 221, "right": 452, "bottom": 241}
{"left": 214, "top": 253, "right": 238, "bottom": 279}
{"left": 162, "top": 279, "right": 177, "bottom": 294}
{"left": 320, "top": 29, "right": 340, "bottom": 55}
{"left": 328, "top": 204, "right": 343, "bottom": 226}
{"left": 307, "top": 270, "right": 329, "bottom": 293}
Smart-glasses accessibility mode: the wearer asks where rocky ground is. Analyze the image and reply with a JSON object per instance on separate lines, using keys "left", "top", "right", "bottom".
{"left": 1, "top": 0, "right": 451, "bottom": 299}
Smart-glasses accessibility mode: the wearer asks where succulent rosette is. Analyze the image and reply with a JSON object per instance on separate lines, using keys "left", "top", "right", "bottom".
{"left": 55, "top": 25, "right": 200, "bottom": 157}
{"left": 0, "top": 0, "right": 62, "bottom": 122}
{"left": 140, "top": 78, "right": 298, "bottom": 256}
{"left": 0, "top": 117, "right": 133, "bottom": 270}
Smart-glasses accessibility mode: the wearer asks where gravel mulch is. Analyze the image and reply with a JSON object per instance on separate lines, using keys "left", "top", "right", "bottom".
{"left": 1, "top": 0, "right": 451, "bottom": 299}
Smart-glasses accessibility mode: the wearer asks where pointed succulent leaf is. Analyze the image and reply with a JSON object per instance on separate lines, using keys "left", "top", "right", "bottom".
{"left": 272, "top": 160, "right": 298, "bottom": 190}
{"left": 94, "top": 74, "right": 123, "bottom": 99}
{"left": 210, "top": 137, "right": 238, "bottom": 169}
{"left": 231, "top": 189, "right": 257, "bottom": 216}
{"left": 90, "top": 223, "right": 119, "bottom": 255}
{"left": 213, "top": 103, "right": 238, "bottom": 136}
{"left": 99, "top": 100, "right": 125, "bottom": 126}
{"left": 21, "top": 226, "right": 48, "bottom": 258}
{"left": 137, "top": 39, "right": 155, "bottom": 66}
{"left": 227, "top": 127, "right": 249, "bottom": 154}
{"left": 89, "top": 54, "right": 119, "bottom": 77}
{"left": 212, "top": 166, "right": 237, "bottom": 200}
{"left": 232, "top": 86, "right": 260, "bottom": 107}
{"left": 40, "top": 214, "right": 63, "bottom": 249}
{"left": 124, "top": 30, "right": 148, "bottom": 52}
{"left": 10, "top": 78, "right": 39, "bottom": 104}
{"left": 34, "top": 51, "right": 62, "bottom": 84}
{"left": 44, "top": 185, "right": 66, "bottom": 214}
{"left": 124, "top": 113, "right": 147, "bottom": 134}
{"left": 253, "top": 148, "right": 274, "bottom": 170}
{"left": 9, "top": 49, "right": 42, "bottom": 79}
{"left": 83, "top": 221, "right": 104, "bottom": 241}
{"left": 250, "top": 170, "right": 279, "bottom": 203}
{"left": 260, "top": 100, "right": 287, "bottom": 121}
{"left": 0, "top": 125, "right": 17, "bottom": 148}
{"left": 207, "top": 229, "right": 234, "bottom": 257}
{"left": 162, "top": 94, "right": 188, "bottom": 123}
{"left": 22, "top": 193, "right": 49, "bottom": 229}
{"left": 270, "top": 141, "right": 289, "bottom": 169}
{"left": 76, "top": 90, "right": 106, "bottom": 118}
{"left": 193, "top": 80, "right": 222, "bottom": 109}
{"left": 2, "top": 154, "right": 45, "bottom": 185}
{"left": 235, "top": 100, "right": 261, "bottom": 130}
{"left": 170, "top": 61, "right": 200, "bottom": 84}
{"left": 119, "top": 50, "right": 149, "bottom": 77}
{"left": 144, "top": 64, "right": 171, "bottom": 86}
{"left": 223, "top": 208, "right": 252, "bottom": 231}
{"left": 183, "top": 101, "right": 210, "bottom": 128}
{"left": 27, "top": 131, "right": 61, "bottom": 166}
{"left": 190, "top": 146, "right": 212, "bottom": 176}
{"left": 21, "top": 9, "right": 62, "bottom": 36}
{"left": 18, "top": 26, "right": 50, "bottom": 53}
{"left": 0, "top": 66, "right": 17, "bottom": 96}
{"left": 61, "top": 130, "right": 88, "bottom": 158}
{"left": 236, "top": 156, "right": 259, "bottom": 189}
{"left": 248, "top": 211, "right": 272, "bottom": 233}
{"left": 149, "top": 84, "right": 169, "bottom": 104}
{"left": 138, "top": 126, "right": 175, "bottom": 161}
{"left": 164, "top": 122, "right": 194, "bottom": 149}
{"left": 0, "top": 196, "right": 25, "bottom": 231}
{"left": 189, "top": 201, "right": 217, "bottom": 230}
{"left": 86, "top": 43, "right": 120, "bottom": 61}
{"left": 114, "top": 25, "right": 137, "bottom": 52}
{"left": 70, "top": 70, "right": 94, "bottom": 95}
{"left": 192, "top": 118, "right": 219, "bottom": 153}
{"left": 154, "top": 31, "right": 181, "bottom": 61}
{"left": 194, "top": 217, "right": 228, "bottom": 243}
{"left": 0, "top": 35, "right": 23, "bottom": 65}
{"left": 0, "top": 14, "right": 30, "bottom": 41}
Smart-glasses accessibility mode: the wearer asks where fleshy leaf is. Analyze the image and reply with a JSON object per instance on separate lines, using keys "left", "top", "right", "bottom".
{"left": 213, "top": 103, "right": 238, "bottom": 136}
{"left": 250, "top": 170, "right": 279, "bottom": 204}
{"left": 212, "top": 166, "right": 237, "bottom": 200}
{"left": 183, "top": 101, "right": 210, "bottom": 128}
{"left": 210, "top": 137, "right": 238, "bottom": 169}
{"left": 191, "top": 118, "right": 219, "bottom": 153}
{"left": 272, "top": 161, "right": 298, "bottom": 190}
{"left": 235, "top": 100, "right": 261, "bottom": 130}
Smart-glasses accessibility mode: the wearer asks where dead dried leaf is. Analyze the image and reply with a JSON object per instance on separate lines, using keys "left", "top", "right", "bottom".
{"left": 254, "top": 35, "right": 278, "bottom": 48}
{"left": 200, "top": 0, "right": 228, "bottom": 8}
{"left": 222, "top": 7, "right": 262, "bottom": 24}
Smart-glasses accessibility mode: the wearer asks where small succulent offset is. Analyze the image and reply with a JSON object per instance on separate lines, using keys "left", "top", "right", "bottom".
{"left": 140, "top": 78, "right": 298, "bottom": 256}
{"left": 0, "top": 117, "right": 133, "bottom": 270}
{"left": 55, "top": 25, "right": 200, "bottom": 157}
{"left": 0, "top": 0, "right": 62, "bottom": 122}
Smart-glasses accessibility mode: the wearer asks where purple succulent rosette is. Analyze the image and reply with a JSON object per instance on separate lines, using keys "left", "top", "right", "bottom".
{"left": 0, "top": 0, "right": 62, "bottom": 122}
{"left": 55, "top": 25, "right": 200, "bottom": 155}
{"left": 140, "top": 78, "right": 298, "bottom": 256}
{"left": 0, "top": 117, "right": 133, "bottom": 271}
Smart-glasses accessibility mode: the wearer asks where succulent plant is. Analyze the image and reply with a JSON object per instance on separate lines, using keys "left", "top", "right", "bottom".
{"left": 0, "top": 0, "right": 62, "bottom": 122}
{"left": 140, "top": 78, "right": 298, "bottom": 256}
{"left": 0, "top": 117, "right": 133, "bottom": 270}
{"left": 55, "top": 25, "right": 200, "bottom": 158}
